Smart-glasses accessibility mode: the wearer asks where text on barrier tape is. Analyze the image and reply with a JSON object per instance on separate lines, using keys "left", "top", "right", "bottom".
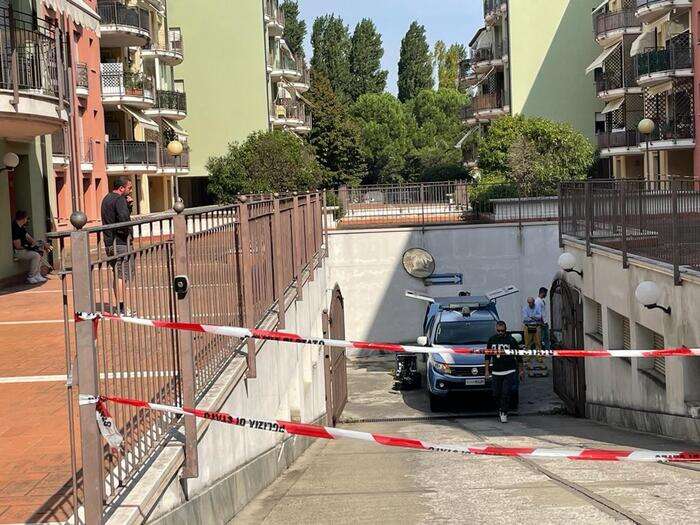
{"left": 78, "top": 394, "right": 700, "bottom": 464}
{"left": 75, "top": 312, "right": 700, "bottom": 359}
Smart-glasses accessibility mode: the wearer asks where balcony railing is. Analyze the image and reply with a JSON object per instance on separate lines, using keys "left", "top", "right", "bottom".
{"left": 274, "top": 98, "right": 303, "bottom": 121}
{"left": 76, "top": 63, "right": 88, "bottom": 90}
{"left": 483, "top": 0, "right": 506, "bottom": 17}
{"left": 597, "top": 130, "right": 640, "bottom": 149}
{"left": 635, "top": 0, "right": 686, "bottom": 8}
{"left": 593, "top": 10, "right": 640, "bottom": 36}
{"left": 647, "top": 118, "right": 695, "bottom": 141}
{"left": 97, "top": 1, "right": 150, "bottom": 32}
{"left": 264, "top": 0, "right": 285, "bottom": 26}
{"left": 51, "top": 131, "right": 68, "bottom": 156}
{"left": 101, "top": 71, "right": 154, "bottom": 100}
{"left": 471, "top": 42, "right": 505, "bottom": 63}
{"left": 155, "top": 90, "right": 187, "bottom": 112}
{"left": 473, "top": 91, "right": 505, "bottom": 112}
{"left": 635, "top": 33, "right": 692, "bottom": 77}
{"left": 105, "top": 140, "right": 158, "bottom": 165}
{"left": 0, "top": 6, "right": 61, "bottom": 98}
{"left": 560, "top": 179, "right": 700, "bottom": 281}
{"left": 160, "top": 145, "right": 189, "bottom": 169}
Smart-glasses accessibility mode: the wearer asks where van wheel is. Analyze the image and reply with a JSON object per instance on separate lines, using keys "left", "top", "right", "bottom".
{"left": 429, "top": 393, "right": 445, "bottom": 412}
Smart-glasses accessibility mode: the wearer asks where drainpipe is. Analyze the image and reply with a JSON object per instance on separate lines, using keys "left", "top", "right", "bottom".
{"left": 694, "top": 0, "right": 700, "bottom": 181}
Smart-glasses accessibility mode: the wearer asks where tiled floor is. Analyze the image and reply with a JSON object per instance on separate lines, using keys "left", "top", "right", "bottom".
{"left": 0, "top": 277, "right": 79, "bottom": 524}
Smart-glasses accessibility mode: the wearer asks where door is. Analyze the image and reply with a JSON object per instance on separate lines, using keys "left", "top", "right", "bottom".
{"left": 322, "top": 285, "right": 347, "bottom": 426}
{"left": 550, "top": 278, "right": 586, "bottom": 417}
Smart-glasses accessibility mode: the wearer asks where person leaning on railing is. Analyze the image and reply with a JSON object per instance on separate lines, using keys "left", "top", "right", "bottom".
{"left": 101, "top": 177, "right": 135, "bottom": 315}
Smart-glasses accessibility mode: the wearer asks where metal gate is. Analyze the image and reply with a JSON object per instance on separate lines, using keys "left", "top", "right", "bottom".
{"left": 550, "top": 278, "right": 586, "bottom": 417}
{"left": 322, "top": 285, "right": 348, "bottom": 426}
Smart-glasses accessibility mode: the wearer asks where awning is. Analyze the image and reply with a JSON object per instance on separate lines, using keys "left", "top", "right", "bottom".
{"left": 119, "top": 105, "right": 160, "bottom": 132}
{"left": 630, "top": 12, "right": 670, "bottom": 56}
{"left": 601, "top": 97, "right": 624, "bottom": 114}
{"left": 163, "top": 119, "right": 189, "bottom": 141}
{"left": 475, "top": 28, "right": 494, "bottom": 49}
{"left": 586, "top": 40, "right": 622, "bottom": 75}
{"left": 646, "top": 80, "right": 673, "bottom": 97}
{"left": 469, "top": 27, "right": 486, "bottom": 48}
{"left": 42, "top": 0, "right": 101, "bottom": 35}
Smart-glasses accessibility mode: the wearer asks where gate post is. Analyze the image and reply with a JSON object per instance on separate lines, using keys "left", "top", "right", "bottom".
{"left": 172, "top": 208, "right": 199, "bottom": 478}
{"left": 237, "top": 197, "right": 257, "bottom": 378}
{"left": 271, "top": 195, "right": 286, "bottom": 329}
{"left": 70, "top": 217, "right": 104, "bottom": 525}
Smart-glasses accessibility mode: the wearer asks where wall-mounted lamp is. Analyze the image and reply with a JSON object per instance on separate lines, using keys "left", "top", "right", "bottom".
{"left": 635, "top": 281, "right": 671, "bottom": 315}
{"left": 1, "top": 152, "right": 19, "bottom": 171}
{"left": 558, "top": 252, "right": 583, "bottom": 277}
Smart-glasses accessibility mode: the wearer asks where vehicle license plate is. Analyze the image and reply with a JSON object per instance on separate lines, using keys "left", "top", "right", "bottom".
{"left": 465, "top": 378, "right": 485, "bottom": 386}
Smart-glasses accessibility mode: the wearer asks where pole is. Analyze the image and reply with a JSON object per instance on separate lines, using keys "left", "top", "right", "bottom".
{"left": 671, "top": 178, "right": 681, "bottom": 285}
{"left": 620, "top": 181, "right": 628, "bottom": 269}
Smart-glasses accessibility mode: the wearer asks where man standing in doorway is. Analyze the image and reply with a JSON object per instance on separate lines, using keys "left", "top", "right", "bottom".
{"left": 535, "top": 287, "right": 550, "bottom": 350}
{"left": 101, "top": 177, "right": 134, "bottom": 315}
{"left": 485, "top": 321, "right": 524, "bottom": 423}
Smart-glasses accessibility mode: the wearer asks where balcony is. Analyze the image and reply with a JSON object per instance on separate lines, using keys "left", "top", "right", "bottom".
{"left": 470, "top": 42, "right": 506, "bottom": 71}
{"left": 144, "top": 90, "right": 187, "bottom": 120}
{"left": 635, "top": 0, "right": 692, "bottom": 24}
{"left": 264, "top": 0, "right": 285, "bottom": 36}
{"left": 635, "top": 34, "right": 693, "bottom": 85}
{"left": 0, "top": 7, "right": 68, "bottom": 139}
{"left": 158, "top": 145, "right": 189, "bottom": 175}
{"left": 484, "top": 0, "right": 507, "bottom": 25}
{"left": 76, "top": 63, "right": 89, "bottom": 97}
{"left": 593, "top": 10, "right": 641, "bottom": 45}
{"left": 458, "top": 59, "right": 479, "bottom": 89}
{"left": 594, "top": 70, "right": 641, "bottom": 100}
{"left": 596, "top": 130, "right": 642, "bottom": 157}
{"left": 97, "top": 1, "right": 150, "bottom": 47}
{"left": 644, "top": 117, "right": 695, "bottom": 149}
{"left": 105, "top": 140, "right": 158, "bottom": 173}
{"left": 141, "top": 27, "right": 184, "bottom": 66}
{"left": 100, "top": 70, "right": 155, "bottom": 108}
{"left": 296, "top": 112, "right": 312, "bottom": 134}
{"left": 50, "top": 131, "right": 69, "bottom": 166}
{"left": 271, "top": 99, "right": 304, "bottom": 128}
{"left": 473, "top": 91, "right": 509, "bottom": 119}
{"left": 290, "top": 62, "right": 310, "bottom": 93}
{"left": 271, "top": 54, "right": 303, "bottom": 82}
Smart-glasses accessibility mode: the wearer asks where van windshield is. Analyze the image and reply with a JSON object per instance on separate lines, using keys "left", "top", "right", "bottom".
{"left": 435, "top": 320, "right": 497, "bottom": 345}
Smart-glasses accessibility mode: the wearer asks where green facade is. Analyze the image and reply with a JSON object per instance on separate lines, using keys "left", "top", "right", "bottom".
{"left": 509, "top": 0, "right": 601, "bottom": 140}
{"left": 167, "top": 0, "right": 270, "bottom": 184}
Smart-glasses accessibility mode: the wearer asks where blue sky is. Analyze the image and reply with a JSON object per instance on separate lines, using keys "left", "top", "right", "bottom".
{"left": 298, "top": 0, "right": 482, "bottom": 95}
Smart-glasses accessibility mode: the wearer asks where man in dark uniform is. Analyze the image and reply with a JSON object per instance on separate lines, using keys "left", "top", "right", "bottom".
{"left": 484, "top": 321, "right": 524, "bottom": 423}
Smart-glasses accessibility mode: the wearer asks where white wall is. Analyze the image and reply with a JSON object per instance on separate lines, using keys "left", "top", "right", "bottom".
{"left": 327, "top": 223, "right": 561, "bottom": 345}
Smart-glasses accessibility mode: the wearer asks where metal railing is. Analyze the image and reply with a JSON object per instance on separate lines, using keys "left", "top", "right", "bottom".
{"left": 156, "top": 89, "right": 187, "bottom": 112}
{"left": 97, "top": 1, "right": 150, "bottom": 32}
{"left": 597, "top": 130, "right": 640, "bottom": 149}
{"left": 100, "top": 71, "right": 154, "bottom": 100}
{"left": 473, "top": 91, "right": 505, "bottom": 112}
{"left": 483, "top": 0, "right": 506, "bottom": 17}
{"left": 559, "top": 179, "right": 700, "bottom": 283}
{"left": 593, "top": 10, "right": 640, "bottom": 35}
{"left": 647, "top": 117, "right": 695, "bottom": 142}
{"left": 51, "top": 130, "right": 68, "bottom": 157}
{"left": 0, "top": 6, "right": 61, "bottom": 98}
{"left": 105, "top": 140, "right": 158, "bottom": 166}
{"left": 273, "top": 98, "right": 303, "bottom": 121}
{"left": 264, "top": 0, "right": 285, "bottom": 26}
{"left": 160, "top": 145, "right": 189, "bottom": 168}
{"left": 334, "top": 181, "right": 559, "bottom": 229}
{"left": 76, "top": 62, "right": 88, "bottom": 90}
{"left": 636, "top": 0, "right": 680, "bottom": 8}
{"left": 47, "top": 193, "right": 325, "bottom": 523}
{"left": 635, "top": 33, "right": 692, "bottom": 77}
{"left": 471, "top": 42, "right": 505, "bottom": 63}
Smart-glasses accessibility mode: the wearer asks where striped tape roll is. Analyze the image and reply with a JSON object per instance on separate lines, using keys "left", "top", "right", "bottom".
{"left": 75, "top": 312, "right": 700, "bottom": 359}
{"left": 79, "top": 394, "right": 700, "bottom": 463}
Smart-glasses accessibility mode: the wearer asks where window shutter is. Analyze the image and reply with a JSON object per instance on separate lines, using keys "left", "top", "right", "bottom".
{"left": 622, "top": 318, "right": 631, "bottom": 350}
{"left": 652, "top": 332, "right": 666, "bottom": 378}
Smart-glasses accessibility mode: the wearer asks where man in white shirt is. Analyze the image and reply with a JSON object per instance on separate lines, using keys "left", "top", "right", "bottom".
{"left": 534, "top": 287, "right": 549, "bottom": 350}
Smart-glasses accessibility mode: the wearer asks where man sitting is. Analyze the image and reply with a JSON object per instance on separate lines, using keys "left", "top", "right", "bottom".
{"left": 12, "top": 210, "right": 47, "bottom": 284}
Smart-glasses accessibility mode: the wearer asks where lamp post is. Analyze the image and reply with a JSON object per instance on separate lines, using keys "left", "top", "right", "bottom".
{"left": 558, "top": 252, "right": 583, "bottom": 277}
{"left": 167, "top": 139, "right": 184, "bottom": 206}
{"left": 1, "top": 152, "right": 19, "bottom": 172}
{"left": 637, "top": 118, "right": 655, "bottom": 181}
{"left": 635, "top": 281, "right": 671, "bottom": 315}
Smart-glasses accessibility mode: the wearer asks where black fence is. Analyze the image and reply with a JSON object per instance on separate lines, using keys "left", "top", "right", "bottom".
{"left": 105, "top": 140, "right": 158, "bottom": 165}
{"left": 560, "top": 179, "right": 700, "bottom": 283}
{"left": 97, "top": 1, "right": 150, "bottom": 32}
{"left": 156, "top": 90, "right": 187, "bottom": 112}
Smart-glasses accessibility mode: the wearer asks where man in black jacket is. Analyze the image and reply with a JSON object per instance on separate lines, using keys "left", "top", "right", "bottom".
{"left": 485, "top": 321, "right": 524, "bottom": 423}
{"left": 101, "top": 177, "right": 134, "bottom": 315}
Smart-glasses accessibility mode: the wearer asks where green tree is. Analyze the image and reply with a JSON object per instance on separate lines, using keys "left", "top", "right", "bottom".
{"left": 307, "top": 71, "right": 366, "bottom": 187}
{"left": 206, "top": 131, "right": 323, "bottom": 202}
{"left": 281, "top": 1, "right": 306, "bottom": 58}
{"left": 434, "top": 42, "right": 466, "bottom": 89}
{"left": 310, "top": 15, "right": 352, "bottom": 99}
{"left": 397, "top": 22, "right": 433, "bottom": 102}
{"left": 350, "top": 93, "right": 415, "bottom": 184}
{"left": 348, "top": 18, "right": 388, "bottom": 101}
{"left": 478, "top": 115, "right": 595, "bottom": 195}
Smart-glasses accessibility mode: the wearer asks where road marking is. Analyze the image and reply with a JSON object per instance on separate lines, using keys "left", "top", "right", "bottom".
{"left": 0, "top": 370, "right": 177, "bottom": 384}
{"left": 0, "top": 374, "right": 67, "bottom": 384}
{"left": 0, "top": 320, "right": 67, "bottom": 325}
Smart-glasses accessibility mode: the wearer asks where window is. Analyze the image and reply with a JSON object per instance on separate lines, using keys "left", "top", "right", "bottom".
{"left": 652, "top": 332, "right": 666, "bottom": 379}
{"left": 585, "top": 299, "right": 604, "bottom": 343}
{"left": 622, "top": 317, "right": 631, "bottom": 349}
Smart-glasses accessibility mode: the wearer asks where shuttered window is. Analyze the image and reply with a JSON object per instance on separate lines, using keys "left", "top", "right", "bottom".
{"left": 652, "top": 332, "right": 666, "bottom": 379}
{"left": 620, "top": 317, "right": 631, "bottom": 363}
{"left": 592, "top": 302, "right": 603, "bottom": 340}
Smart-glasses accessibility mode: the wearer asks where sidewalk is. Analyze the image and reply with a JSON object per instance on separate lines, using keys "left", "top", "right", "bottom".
{"left": 0, "top": 278, "right": 77, "bottom": 524}
{"left": 233, "top": 355, "right": 700, "bottom": 524}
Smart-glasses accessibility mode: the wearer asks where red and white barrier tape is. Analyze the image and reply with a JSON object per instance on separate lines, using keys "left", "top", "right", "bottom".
{"left": 78, "top": 394, "right": 700, "bottom": 463}
{"left": 75, "top": 312, "right": 700, "bottom": 359}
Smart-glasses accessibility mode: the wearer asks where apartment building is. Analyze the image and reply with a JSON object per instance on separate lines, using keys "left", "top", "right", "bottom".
{"left": 459, "top": 0, "right": 601, "bottom": 164}
{"left": 590, "top": 0, "right": 694, "bottom": 180}
{"left": 168, "top": 0, "right": 311, "bottom": 207}
{"left": 0, "top": 0, "right": 102, "bottom": 282}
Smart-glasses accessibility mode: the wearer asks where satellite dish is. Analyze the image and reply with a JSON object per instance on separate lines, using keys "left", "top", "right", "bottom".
{"left": 402, "top": 247, "right": 436, "bottom": 279}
